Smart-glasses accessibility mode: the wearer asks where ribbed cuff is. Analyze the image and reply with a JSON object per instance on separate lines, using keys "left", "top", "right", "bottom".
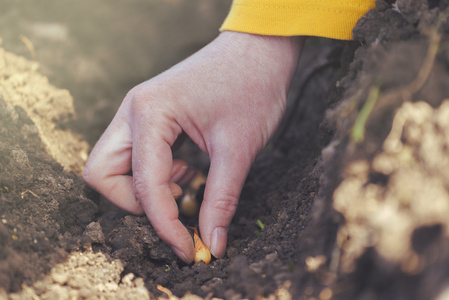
{"left": 220, "top": 0, "right": 376, "bottom": 40}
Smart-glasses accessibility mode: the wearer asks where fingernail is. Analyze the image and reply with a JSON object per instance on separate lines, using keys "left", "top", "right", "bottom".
{"left": 211, "top": 227, "right": 227, "bottom": 258}
{"left": 171, "top": 165, "right": 188, "bottom": 183}
{"left": 171, "top": 246, "right": 189, "bottom": 263}
{"left": 177, "top": 167, "right": 197, "bottom": 187}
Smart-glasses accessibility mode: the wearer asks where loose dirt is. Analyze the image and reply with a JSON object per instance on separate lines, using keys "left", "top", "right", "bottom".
{"left": 1, "top": 0, "right": 449, "bottom": 299}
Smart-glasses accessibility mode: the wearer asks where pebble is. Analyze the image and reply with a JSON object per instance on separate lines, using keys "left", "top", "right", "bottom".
{"left": 121, "top": 273, "right": 135, "bottom": 286}
{"left": 81, "top": 221, "right": 105, "bottom": 245}
{"left": 51, "top": 271, "right": 68, "bottom": 285}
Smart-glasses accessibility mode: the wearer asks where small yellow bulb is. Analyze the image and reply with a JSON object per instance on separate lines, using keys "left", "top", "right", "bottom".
{"left": 178, "top": 171, "right": 206, "bottom": 218}
{"left": 180, "top": 191, "right": 200, "bottom": 218}
{"left": 190, "top": 227, "right": 211, "bottom": 264}
{"left": 189, "top": 172, "right": 206, "bottom": 191}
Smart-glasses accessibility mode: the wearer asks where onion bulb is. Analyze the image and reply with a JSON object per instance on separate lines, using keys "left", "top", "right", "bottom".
{"left": 190, "top": 227, "right": 211, "bottom": 264}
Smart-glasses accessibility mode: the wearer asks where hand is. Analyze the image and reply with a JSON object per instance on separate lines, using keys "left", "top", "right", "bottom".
{"left": 83, "top": 31, "right": 303, "bottom": 263}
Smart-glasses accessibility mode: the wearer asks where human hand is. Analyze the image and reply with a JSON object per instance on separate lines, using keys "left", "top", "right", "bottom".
{"left": 83, "top": 31, "right": 303, "bottom": 263}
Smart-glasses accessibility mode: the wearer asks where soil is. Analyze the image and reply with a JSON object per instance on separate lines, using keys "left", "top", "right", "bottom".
{"left": 1, "top": 0, "right": 449, "bottom": 299}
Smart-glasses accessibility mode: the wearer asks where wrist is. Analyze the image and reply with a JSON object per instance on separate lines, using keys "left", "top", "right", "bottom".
{"left": 215, "top": 31, "right": 304, "bottom": 89}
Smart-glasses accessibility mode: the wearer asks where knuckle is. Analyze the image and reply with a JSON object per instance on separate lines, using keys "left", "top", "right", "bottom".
{"left": 125, "top": 84, "right": 143, "bottom": 100}
{"left": 212, "top": 193, "right": 239, "bottom": 217}
{"left": 129, "top": 85, "right": 159, "bottom": 106}
{"left": 126, "top": 85, "right": 151, "bottom": 109}
{"left": 130, "top": 92, "right": 148, "bottom": 113}
{"left": 82, "top": 162, "right": 98, "bottom": 188}
{"left": 132, "top": 176, "right": 150, "bottom": 203}
{"left": 129, "top": 90, "right": 166, "bottom": 121}
{"left": 130, "top": 87, "right": 146, "bottom": 103}
{"left": 82, "top": 162, "right": 110, "bottom": 198}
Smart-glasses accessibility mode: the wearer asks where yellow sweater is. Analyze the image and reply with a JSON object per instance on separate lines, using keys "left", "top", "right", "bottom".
{"left": 220, "top": 0, "right": 376, "bottom": 40}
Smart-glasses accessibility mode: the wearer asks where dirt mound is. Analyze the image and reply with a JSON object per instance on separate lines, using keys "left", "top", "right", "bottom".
{"left": 2, "top": 0, "right": 449, "bottom": 299}
{"left": 310, "top": 1, "right": 449, "bottom": 299}
{"left": 0, "top": 51, "right": 96, "bottom": 292}
{"left": 0, "top": 48, "right": 89, "bottom": 174}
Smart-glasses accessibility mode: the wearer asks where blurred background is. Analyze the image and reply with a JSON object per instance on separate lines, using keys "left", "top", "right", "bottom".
{"left": 0, "top": 0, "right": 231, "bottom": 145}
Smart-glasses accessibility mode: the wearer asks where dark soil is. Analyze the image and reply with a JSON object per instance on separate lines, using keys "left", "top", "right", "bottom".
{"left": 2, "top": 0, "right": 449, "bottom": 299}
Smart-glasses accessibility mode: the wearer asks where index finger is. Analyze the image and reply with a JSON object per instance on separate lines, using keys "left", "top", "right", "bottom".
{"left": 131, "top": 107, "right": 194, "bottom": 263}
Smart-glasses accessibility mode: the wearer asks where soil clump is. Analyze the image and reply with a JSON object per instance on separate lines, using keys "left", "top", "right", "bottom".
{"left": 2, "top": 0, "right": 449, "bottom": 299}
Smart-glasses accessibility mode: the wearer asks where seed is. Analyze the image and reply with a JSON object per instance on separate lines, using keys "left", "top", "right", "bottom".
{"left": 180, "top": 191, "right": 200, "bottom": 218}
{"left": 190, "top": 227, "right": 211, "bottom": 264}
{"left": 189, "top": 172, "right": 206, "bottom": 191}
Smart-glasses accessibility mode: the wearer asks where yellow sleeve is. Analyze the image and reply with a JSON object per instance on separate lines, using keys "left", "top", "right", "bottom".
{"left": 220, "top": 0, "right": 376, "bottom": 40}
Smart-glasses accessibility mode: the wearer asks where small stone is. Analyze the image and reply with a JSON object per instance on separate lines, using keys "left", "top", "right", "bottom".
{"left": 41, "top": 285, "right": 69, "bottom": 300}
{"left": 81, "top": 222, "right": 105, "bottom": 245}
{"left": 33, "top": 278, "right": 51, "bottom": 295}
{"left": 103, "top": 282, "right": 118, "bottom": 293}
{"left": 134, "top": 278, "right": 145, "bottom": 288}
{"left": 68, "top": 274, "right": 89, "bottom": 289}
{"left": 51, "top": 271, "right": 68, "bottom": 285}
{"left": 78, "top": 287, "right": 94, "bottom": 298}
{"left": 121, "top": 273, "right": 135, "bottom": 286}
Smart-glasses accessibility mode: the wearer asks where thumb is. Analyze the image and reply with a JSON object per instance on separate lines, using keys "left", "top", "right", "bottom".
{"left": 199, "top": 148, "right": 253, "bottom": 258}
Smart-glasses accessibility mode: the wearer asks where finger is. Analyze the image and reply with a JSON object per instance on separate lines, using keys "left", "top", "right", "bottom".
{"left": 83, "top": 121, "right": 145, "bottom": 215}
{"left": 199, "top": 147, "right": 252, "bottom": 258}
{"left": 171, "top": 159, "right": 198, "bottom": 186}
{"left": 171, "top": 160, "right": 197, "bottom": 189}
{"left": 170, "top": 182, "right": 183, "bottom": 199}
{"left": 171, "top": 159, "right": 188, "bottom": 182}
{"left": 176, "top": 167, "right": 197, "bottom": 188}
{"left": 132, "top": 112, "right": 194, "bottom": 263}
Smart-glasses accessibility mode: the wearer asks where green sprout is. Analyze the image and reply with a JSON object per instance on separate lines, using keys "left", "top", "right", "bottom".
{"left": 255, "top": 219, "right": 266, "bottom": 238}
{"left": 256, "top": 219, "right": 265, "bottom": 230}
{"left": 351, "top": 86, "right": 379, "bottom": 143}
